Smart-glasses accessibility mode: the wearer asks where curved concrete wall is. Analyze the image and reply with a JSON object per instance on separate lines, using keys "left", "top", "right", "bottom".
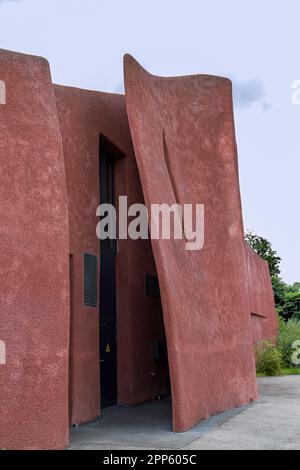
{"left": 0, "top": 50, "right": 69, "bottom": 449}
{"left": 124, "top": 55, "right": 258, "bottom": 431}
{"left": 245, "top": 244, "right": 278, "bottom": 345}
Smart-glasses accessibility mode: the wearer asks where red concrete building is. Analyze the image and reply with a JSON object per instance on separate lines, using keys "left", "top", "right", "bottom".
{"left": 0, "top": 49, "right": 277, "bottom": 449}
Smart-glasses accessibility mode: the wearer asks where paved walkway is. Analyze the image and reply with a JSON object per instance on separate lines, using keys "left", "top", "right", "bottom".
{"left": 70, "top": 376, "right": 300, "bottom": 450}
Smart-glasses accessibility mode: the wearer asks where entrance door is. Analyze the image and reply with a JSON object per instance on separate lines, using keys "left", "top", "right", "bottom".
{"left": 99, "top": 151, "right": 117, "bottom": 408}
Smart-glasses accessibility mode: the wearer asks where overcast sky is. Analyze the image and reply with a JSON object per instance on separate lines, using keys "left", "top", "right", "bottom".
{"left": 0, "top": 0, "right": 299, "bottom": 283}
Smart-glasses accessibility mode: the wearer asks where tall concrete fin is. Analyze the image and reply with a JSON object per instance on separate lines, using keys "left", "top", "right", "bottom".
{"left": 124, "top": 54, "right": 258, "bottom": 431}
{"left": 0, "top": 49, "right": 69, "bottom": 449}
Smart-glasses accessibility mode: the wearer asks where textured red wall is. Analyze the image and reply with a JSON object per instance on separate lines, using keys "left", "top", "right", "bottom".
{"left": 0, "top": 50, "right": 69, "bottom": 449}
{"left": 245, "top": 243, "right": 278, "bottom": 345}
{"left": 124, "top": 55, "right": 258, "bottom": 432}
{"left": 0, "top": 48, "right": 276, "bottom": 447}
{"left": 54, "top": 86, "right": 168, "bottom": 425}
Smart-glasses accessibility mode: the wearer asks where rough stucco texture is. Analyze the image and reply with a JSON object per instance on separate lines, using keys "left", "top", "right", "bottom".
{"left": 245, "top": 243, "right": 278, "bottom": 345}
{"left": 0, "top": 47, "right": 278, "bottom": 448}
{"left": 0, "top": 50, "right": 69, "bottom": 449}
{"left": 124, "top": 55, "right": 258, "bottom": 432}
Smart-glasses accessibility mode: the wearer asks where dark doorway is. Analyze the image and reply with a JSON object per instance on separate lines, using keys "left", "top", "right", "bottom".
{"left": 99, "top": 151, "right": 117, "bottom": 408}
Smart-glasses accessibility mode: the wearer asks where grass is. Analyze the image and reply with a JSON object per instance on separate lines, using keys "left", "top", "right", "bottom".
{"left": 281, "top": 368, "right": 300, "bottom": 375}
{"left": 257, "top": 367, "right": 300, "bottom": 377}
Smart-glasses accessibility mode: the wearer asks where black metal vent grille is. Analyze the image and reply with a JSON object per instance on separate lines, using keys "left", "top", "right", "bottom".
{"left": 145, "top": 273, "right": 160, "bottom": 298}
{"left": 84, "top": 253, "right": 98, "bottom": 307}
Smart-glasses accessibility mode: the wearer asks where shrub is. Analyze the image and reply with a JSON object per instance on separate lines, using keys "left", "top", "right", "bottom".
{"left": 255, "top": 341, "right": 282, "bottom": 376}
{"left": 277, "top": 318, "right": 300, "bottom": 367}
{"left": 277, "top": 312, "right": 286, "bottom": 334}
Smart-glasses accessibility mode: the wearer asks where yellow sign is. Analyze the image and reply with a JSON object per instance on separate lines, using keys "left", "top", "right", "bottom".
{"left": 106, "top": 343, "right": 111, "bottom": 353}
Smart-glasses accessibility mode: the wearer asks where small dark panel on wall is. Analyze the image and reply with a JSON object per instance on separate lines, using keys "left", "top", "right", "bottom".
{"left": 145, "top": 273, "right": 160, "bottom": 298}
{"left": 84, "top": 253, "right": 98, "bottom": 307}
{"left": 152, "top": 341, "right": 165, "bottom": 362}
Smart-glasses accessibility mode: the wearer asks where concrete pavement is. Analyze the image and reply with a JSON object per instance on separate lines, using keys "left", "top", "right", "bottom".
{"left": 70, "top": 376, "right": 300, "bottom": 450}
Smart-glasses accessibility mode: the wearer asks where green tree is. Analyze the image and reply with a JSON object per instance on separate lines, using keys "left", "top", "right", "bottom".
{"left": 275, "top": 281, "right": 300, "bottom": 320}
{"left": 292, "top": 282, "right": 300, "bottom": 291}
{"left": 245, "top": 230, "right": 281, "bottom": 276}
{"left": 271, "top": 275, "right": 287, "bottom": 309}
{"left": 281, "top": 290, "right": 300, "bottom": 320}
